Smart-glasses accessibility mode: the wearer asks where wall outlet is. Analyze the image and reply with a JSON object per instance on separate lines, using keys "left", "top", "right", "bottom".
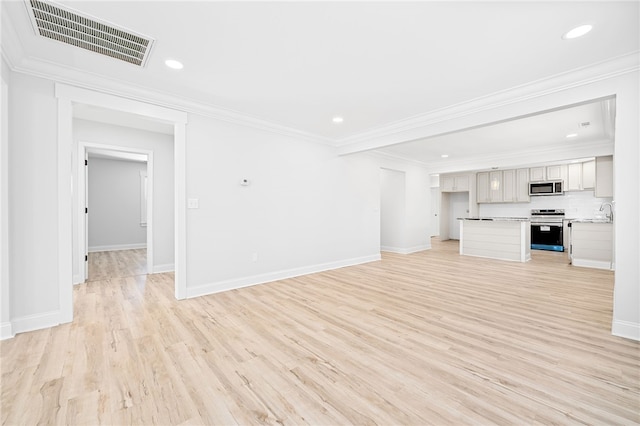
{"left": 187, "top": 198, "right": 199, "bottom": 209}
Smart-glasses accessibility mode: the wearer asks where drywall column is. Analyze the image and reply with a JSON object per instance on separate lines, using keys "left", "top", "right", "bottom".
{"left": 380, "top": 168, "right": 407, "bottom": 252}
{"left": 611, "top": 71, "right": 640, "bottom": 340}
{"left": 1, "top": 65, "right": 11, "bottom": 339}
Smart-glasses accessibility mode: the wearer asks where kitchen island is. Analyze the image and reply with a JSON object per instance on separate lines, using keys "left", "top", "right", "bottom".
{"left": 458, "top": 217, "right": 531, "bottom": 262}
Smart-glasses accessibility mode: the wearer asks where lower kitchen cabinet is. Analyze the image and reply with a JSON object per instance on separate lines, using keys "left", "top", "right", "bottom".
{"left": 570, "top": 221, "right": 613, "bottom": 270}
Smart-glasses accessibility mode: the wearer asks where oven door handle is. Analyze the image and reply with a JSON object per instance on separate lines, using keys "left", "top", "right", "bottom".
{"left": 531, "top": 222, "right": 563, "bottom": 227}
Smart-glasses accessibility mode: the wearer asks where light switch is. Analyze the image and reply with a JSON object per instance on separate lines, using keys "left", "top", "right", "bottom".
{"left": 187, "top": 198, "right": 199, "bottom": 209}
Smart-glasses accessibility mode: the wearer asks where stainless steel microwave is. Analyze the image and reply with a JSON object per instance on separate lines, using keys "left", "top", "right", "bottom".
{"left": 529, "top": 181, "right": 563, "bottom": 196}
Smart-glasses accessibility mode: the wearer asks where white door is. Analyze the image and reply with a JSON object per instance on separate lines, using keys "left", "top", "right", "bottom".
{"left": 84, "top": 151, "right": 89, "bottom": 280}
{"left": 449, "top": 192, "right": 468, "bottom": 240}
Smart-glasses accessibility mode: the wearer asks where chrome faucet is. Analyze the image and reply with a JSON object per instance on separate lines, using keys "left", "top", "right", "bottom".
{"left": 599, "top": 202, "right": 614, "bottom": 222}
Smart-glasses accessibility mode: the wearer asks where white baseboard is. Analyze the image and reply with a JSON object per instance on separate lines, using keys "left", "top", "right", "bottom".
{"left": 0, "top": 322, "right": 14, "bottom": 340}
{"left": 73, "top": 273, "right": 83, "bottom": 285}
{"left": 11, "top": 310, "right": 60, "bottom": 336}
{"left": 381, "top": 244, "right": 431, "bottom": 254}
{"left": 186, "top": 254, "right": 381, "bottom": 299}
{"left": 152, "top": 263, "right": 174, "bottom": 274}
{"left": 88, "top": 243, "right": 146, "bottom": 253}
{"left": 612, "top": 319, "right": 640, "bottom": 341}
{"left": 571, "top": 258, "right": 613, "bottom": 270}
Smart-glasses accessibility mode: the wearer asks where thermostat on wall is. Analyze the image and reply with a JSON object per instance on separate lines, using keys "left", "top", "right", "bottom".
{"left": 240, "top": 179, "right": 251, "bottom": 186}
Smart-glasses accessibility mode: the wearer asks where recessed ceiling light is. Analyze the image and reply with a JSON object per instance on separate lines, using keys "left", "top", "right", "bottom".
{"left": 165, "top": 59, "right": 184, "bottom": 70}
{"left": 441, "top": 154, "right": 449, "bottom": 158}
{"left": 562, "top": 24, "right": 593, "bottom": 40}
{"left": 566, "top": 133, "right": 578, "bottom": 138}
{"left": 332, "top": 116, "right": 344, "bottom": 124}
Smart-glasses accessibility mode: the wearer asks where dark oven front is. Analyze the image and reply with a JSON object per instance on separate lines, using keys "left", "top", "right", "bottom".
{"left": 531, "top": 222, "right": 564, "bottom": 252}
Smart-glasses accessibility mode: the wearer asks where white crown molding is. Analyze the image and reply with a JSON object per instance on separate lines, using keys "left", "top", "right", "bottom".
{"left": 10, "top": 55, "right": 336, "bottom": 146}
{"left": 423, "top": 139, "right": 614, "bottom": 175}
{"left": 337, "top": 51, "right": 640, "bottom": 155}
{"left": 371, "top": 138, "right": 613, "bottom": 174}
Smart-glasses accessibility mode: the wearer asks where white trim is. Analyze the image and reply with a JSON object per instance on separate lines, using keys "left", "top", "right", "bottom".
{"left": 1, "top": 68, "right": 10, "bottom": 337}
{"left": 571, "top": 259, "right": 613, "bottom": 270}
{"left": 336, "top": 52, "right": 640, "bottom": 154}
{"left": 612, "top": 319, "right": 640, "bottom": 342}
{"left": 153, "top": 263, "right": 175, "bottom": 274}
{"left": 7, "top": 51, "right": 331, "bottom": 146}
{"left": 88, "top": 243, "right": 147, "bottom": 253}
{"left": 57, "top": 97, "right": 74, "bottom": 324}
{"left": 0, "top": 322, "right": 13, "bottom": 340}
{"left": 11, "top": 310, "right": 60, "bottom": 335}
{"left": 57, "top": 84, "right": 187, "bottom": 326}
{"left": 174, "top": 122, "right": 187, "bottom": 299}
{"left": 380, "top": 245, "right": 430, "bottom": 254}
{"left": 186, "top": 254, "right": 381, "bottom": 299}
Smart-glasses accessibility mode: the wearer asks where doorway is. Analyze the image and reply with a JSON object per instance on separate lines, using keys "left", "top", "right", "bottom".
{"left": 448, "top": 192, "right": 469, "bottom": 240}
{"left": 80, "top": 145, "right": 152, "bottom": 283}
{"left": 57, "top": 83, "right": 188, "bottom": 324}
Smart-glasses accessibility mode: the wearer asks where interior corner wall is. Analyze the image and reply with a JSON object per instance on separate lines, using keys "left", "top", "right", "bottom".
{"left": 380, "top": 168, "right": 407, "bottom": 252}
{"left": 7, "top": 72, "right": 59, "bottom": 322}
{"left": 183, "top": 113, "right": 382, "bottom": 297}
{"left": 73, "top": 119, "right": 175, "bottom": 274}
{"left": 87, "top": 158, "right": 147, "bottom": 251}
{"left": 374, "top": 156, "right": 431, "bottom": 253}
{"left": 1, "top": 59, "right": 11, "bottom": 338}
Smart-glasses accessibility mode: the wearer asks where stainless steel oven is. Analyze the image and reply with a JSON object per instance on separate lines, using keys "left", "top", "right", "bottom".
{"left": 531, "top": 209, "right": 565, "bottom": 252}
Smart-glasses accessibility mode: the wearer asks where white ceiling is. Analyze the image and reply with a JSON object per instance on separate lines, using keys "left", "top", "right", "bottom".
{"left": 2, "top": 1, "right": 638, "bottom": 162}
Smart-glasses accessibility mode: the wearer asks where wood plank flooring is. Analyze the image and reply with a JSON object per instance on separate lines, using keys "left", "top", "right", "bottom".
{"left": 88, "top": 249, "right": 147, "bottom": 282}
{"left": 2, "top": 240, "right": 639, "bottom": 425}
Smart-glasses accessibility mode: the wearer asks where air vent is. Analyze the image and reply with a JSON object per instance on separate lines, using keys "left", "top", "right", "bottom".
{"left": 26, "top": 0, "right": 154, "bottom": 67}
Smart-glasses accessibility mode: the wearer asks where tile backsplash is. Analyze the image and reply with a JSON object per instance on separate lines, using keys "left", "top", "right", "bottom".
{"left": 478, "top": 191, "right": 614, "bottom": 220}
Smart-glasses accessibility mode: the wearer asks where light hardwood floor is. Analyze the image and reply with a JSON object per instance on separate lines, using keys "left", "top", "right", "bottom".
{"left": 88, "top": 249, "right": 147, "bottom": 282}
{"left": 2, "top": 240, "right": 639, "bottom": 425}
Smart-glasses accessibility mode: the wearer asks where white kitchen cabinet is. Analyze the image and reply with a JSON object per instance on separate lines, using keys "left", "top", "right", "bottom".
{"left": 515, "top": 168, "right": 530, "bottom": 202}
{"left": 570, "top": 222, "right": 613, "bottom": 270}
{"left": 566, "top": 163, "right": 583, "bottom": 191}
{"left": 546, "top": 164, "right": 566, "bottom": 181}
{"left": 502, "top": 169, "right": 516, "bottom": 202}
{"left": 582, "top": 160, "right": 595, "bottom": 189}
{"left": 489, "top": 171, "right": 503, "bottom": 202}
{"left": 478, "top": 169, "right": 528, "bottom": 204}
{"left": 595, "top": 156, "right": 613, "bottom": 198}
{"left": 441, "top": 174, "right": 470, "bottom": 192}
{"left": 476, "top": 172, "right": 490, "bottom": 203}
{"left": 529, "top": 167, "right": 545, "bottom": 182}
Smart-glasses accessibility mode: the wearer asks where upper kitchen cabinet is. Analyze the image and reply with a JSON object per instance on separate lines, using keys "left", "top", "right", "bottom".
{"left": 566, "top": 160, "right": 596, "bottom": 191}
{"left": 501, "top": 169, "right": 530, "bottom": 203}
{"left": 477, "top": 172, "right": 490, "bottom": 203}
{"left": 441, "top": 174, "right": 470, "bottom": 192}
{"left": 595, "top": 156, "right": 613, "bottom": 198}
{"left": 478, "top": 168, "right": 529, "bottom": 203}
{"left": 529, "top": 167, "right": 545, "bottom": 182}
{"left": 546, "top": 164, "right": 567, "bottom": 182}
{"left": 582, "top": 160, "right": 595, "bottom": 189}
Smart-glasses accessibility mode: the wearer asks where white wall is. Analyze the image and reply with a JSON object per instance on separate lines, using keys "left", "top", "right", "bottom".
{"left": 73, "top": 120, "right": 174, "bottom": 272}
{"left": 87, "top": 157, "right": 147, "bottom": 251}
{"left": 183, "top": 114, "right": 382, "bottom": 297}
{"left": 380, "top": 168, "right": 406, "bottom": 252}
{"left": 7, "top": 73, "right": 59, "bottom": 324}
{"left": 2, "top": 62, "right": 637, "bottom": 341}
{"left": 1, "top": 60, "right": 11, "bottom": 338}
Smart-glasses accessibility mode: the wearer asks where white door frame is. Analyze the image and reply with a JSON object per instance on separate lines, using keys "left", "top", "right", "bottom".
{"left": 56, "top": 84, "right": 188, "bottom": 324}
{"left": 77, "top": 143, "right": 153, "bottom": 283}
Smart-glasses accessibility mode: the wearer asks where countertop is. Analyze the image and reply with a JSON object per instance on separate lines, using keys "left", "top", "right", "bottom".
{"left": 569, "top": 219, "right": 613, "bottom": 224}
{"left": 458, "top": 217, "right": 530, "bottom": 222}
